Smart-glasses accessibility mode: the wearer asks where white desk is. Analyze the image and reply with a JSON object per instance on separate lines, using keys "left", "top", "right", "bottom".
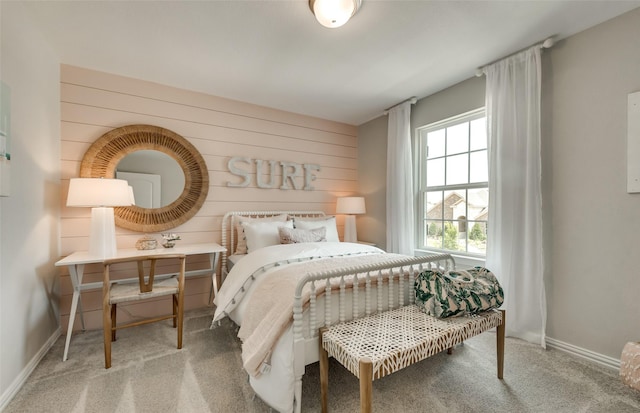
{"left": 55, "top": 242, "right": 226, "bottom": 361}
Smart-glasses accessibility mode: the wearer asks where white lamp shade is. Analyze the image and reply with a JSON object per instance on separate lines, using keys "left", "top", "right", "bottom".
{"left": 336, "top": 196, "right": 366, "bottom": 215}
{"left": 67, "top": 178, "right": 133, "bottom": 207}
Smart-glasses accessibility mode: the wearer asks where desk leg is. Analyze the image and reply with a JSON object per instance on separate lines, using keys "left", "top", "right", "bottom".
{"left": 77, "top": 294, "right": 86, "bottom": 331}
{"left": 208, "top": 252, "right": 221, "bottom": 306}
{"left": 63, "top": 264, "right": 85, "bottom": 361}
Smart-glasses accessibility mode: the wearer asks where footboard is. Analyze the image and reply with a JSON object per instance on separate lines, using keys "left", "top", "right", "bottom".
{"left": 291, "top": 253, "right": 455, "bottom": 413}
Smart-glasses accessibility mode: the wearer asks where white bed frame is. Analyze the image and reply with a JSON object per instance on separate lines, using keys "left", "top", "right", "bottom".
{"left": 219, "top": 211, "right": 455, "bottom": 413}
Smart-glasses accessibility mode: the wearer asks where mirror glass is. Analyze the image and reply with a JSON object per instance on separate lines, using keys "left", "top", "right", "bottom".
{"left": 116, "top": 150, "right": 185, "bottom": 208}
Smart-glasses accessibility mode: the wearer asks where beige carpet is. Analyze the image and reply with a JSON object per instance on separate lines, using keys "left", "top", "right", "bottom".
{"left": 5, "top": 307, "right": 640, "bottom": 412}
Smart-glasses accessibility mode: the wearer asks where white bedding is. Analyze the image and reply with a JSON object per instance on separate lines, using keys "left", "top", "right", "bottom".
{"left": 213, "top": 242, "right": 384, "bottom": 324}
{"left": 225, "top": 253, "right": 244, "bottom": 272}
{"left": 212, "top": 241, "right": 387, "bottom": 412}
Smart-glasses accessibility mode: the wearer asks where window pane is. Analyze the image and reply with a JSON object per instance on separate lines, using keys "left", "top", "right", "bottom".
{"left": 470, "top": 150, "right": 488, "bottom": 183}
{"left": 425, "top": 220, "right": 443, "bottom": 249}
{"left": 446, "top": 123, "right": 469, "bottom": 155}
{"left": 446, "top": 153, "right": 468, "bottom": 185}
{"left": 425, "top": 191, "right": 444, "bottom": 220}
{"left": 470, "top": 117, "right": 487, "bottom": 151}
{"left": 442, "top": 190, "right": 459, "bottom": 220}
{"left": 467, "top": 221, "right": 487, "bottom": 254}
{"left": 451, "top": 195, "right": 468, "bottom": 231}
{"left": 426, "top": 129, "right": 445, "bottom": 159}
{"left": 468, "top": 188, "right": 489, "bottom": 214}
{"left": 443, "top": 221, "right": 464, "bottom": 251}
{"left": 426, "top": 158, "right": 444, "bottom": 187}
{"left": 467, "top": 188, "right": 488, "bottom": 255}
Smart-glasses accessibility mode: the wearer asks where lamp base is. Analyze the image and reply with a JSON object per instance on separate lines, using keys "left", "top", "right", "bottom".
{"left": 89, "top": 207, "right": 118, "bottom": 258}
{"left": 343, "top": 215, "right": 358, "bottom": 243}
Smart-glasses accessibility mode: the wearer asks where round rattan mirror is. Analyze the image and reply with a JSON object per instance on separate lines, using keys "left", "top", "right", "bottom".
{"left": 80, "top": 124, "right": 209, "bottom": 232}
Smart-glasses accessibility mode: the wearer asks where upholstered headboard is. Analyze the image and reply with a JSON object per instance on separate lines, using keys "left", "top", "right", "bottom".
{"left": 220, "top": 210, "right": 326, "bottom": 276}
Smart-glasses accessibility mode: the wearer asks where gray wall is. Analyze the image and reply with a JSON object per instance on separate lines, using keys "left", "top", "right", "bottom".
{"left": 358, "top": 8, "right": 640, "bottom": 360}
{"left": 0, "top": 2, "right": 61, "bottom": 407}
{"left": 542, "top": 8, "right": 640, "bottom": 359}
{"left": 357, "top": 115, "right": 388, "bottom": 248}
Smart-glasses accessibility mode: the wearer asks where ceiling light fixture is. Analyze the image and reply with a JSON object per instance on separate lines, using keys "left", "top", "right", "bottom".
{"left": 309, "top": 0, "right": 362, "bottom": 29}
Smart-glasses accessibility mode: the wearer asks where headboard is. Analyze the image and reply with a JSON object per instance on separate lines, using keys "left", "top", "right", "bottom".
{"left": 220, "top": 210, "right": 326, "bottom": 276}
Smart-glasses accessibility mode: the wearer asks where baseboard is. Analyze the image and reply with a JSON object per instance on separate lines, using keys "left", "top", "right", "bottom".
{"left": 0, "top": 327, "right": 61, "bottom": 412}
{"left": 546, "top": 336, "right": 621, "bottom": 371}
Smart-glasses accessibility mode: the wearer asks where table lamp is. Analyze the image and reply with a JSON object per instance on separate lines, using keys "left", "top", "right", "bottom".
{"left": 66, "top": 178, "right": 133, "bottom": 257}
{"left": 336, "top": 196, "right": 366, "bottom": 243}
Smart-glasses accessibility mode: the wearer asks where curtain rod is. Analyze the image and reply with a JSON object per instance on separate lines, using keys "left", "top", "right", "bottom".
{"left": 475, "top": 37, "right": 554, "bottom": 77}
{"left": 384, "top": 96, "right": 418, "bottom": 114}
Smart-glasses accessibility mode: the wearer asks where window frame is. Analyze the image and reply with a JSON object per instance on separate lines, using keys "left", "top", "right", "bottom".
{"left": 414, "top": 107, "right": 488, "bottom": 262}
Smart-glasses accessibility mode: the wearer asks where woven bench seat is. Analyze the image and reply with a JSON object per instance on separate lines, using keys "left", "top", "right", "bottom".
{"left": 319, "top": 305, "right": 505, "bottom": 413}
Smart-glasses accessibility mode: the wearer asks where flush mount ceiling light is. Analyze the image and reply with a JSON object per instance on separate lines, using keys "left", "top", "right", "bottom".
{"left": 309, "top": 0, "right": 362, "bottom": 28}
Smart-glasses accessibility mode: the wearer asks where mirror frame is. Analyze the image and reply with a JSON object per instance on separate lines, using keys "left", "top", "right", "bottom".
{"left": 80, "top": 124, "right": 209, "bottom": 232}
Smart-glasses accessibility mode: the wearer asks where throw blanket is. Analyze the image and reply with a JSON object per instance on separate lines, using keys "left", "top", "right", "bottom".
{"left": 239, "top": 253, "right": 406, "bottom": 377}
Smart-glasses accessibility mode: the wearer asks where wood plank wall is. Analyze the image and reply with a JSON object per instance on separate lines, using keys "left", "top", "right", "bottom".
{"left": 59, "top": 65, "right": 358, "bottom": 332}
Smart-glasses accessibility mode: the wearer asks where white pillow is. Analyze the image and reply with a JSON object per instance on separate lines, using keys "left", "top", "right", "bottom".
{"left": 243, "top": 220, "right": 294, "bottom": 253}
{"left": 234, "top": 214, "right": 288, "bottom": 254}
{"left": 294, "top": 216, "right": 340, "bottom": 242}
{"left": 279, "top": 226, "right": 327, "bottom": 244}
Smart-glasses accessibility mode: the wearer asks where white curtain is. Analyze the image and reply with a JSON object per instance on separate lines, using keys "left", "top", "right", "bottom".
{"left": 484, "top": 46, "right": 546, "bottom": 347}
{"left": 386, "top": 101, "right": 414, "bottom": 255}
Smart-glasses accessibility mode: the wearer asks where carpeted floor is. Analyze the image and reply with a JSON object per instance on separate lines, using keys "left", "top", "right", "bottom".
{"left": 4, "top": 307, "right": 640, "bottom": 413}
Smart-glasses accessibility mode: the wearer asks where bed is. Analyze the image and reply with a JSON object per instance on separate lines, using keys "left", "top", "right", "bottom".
{"left": 211, "top": 211, "right": 455, "bottom": 413}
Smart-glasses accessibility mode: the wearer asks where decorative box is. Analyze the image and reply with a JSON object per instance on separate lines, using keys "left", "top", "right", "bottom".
{"left": 620, "top": 341, "right": 640, "bottom": 391}
{"left": 135, "top": 235, "right": 158, "bottom": 250}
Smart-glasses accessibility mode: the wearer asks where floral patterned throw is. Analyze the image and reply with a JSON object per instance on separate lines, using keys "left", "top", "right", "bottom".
{"left": 415, "top": 267, "right": 504, "bottom": 318}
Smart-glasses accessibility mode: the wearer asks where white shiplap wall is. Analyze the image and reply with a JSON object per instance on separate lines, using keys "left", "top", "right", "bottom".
{"left": 59, "top": 65, "right": 358, "bottom": 331}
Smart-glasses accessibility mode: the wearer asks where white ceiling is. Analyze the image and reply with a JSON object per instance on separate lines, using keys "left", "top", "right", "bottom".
{"left": 21, "top": 0, "right": 640, "bottom": 125}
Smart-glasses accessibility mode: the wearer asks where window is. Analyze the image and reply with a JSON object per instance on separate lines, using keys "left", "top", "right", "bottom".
{"left": 416, "top": 108, "right": 488, "bottom": 256}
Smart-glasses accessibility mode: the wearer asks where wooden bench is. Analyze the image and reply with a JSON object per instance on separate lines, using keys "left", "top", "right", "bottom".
{"left": 319, "top": 305, "right": 505, "bottom": 413}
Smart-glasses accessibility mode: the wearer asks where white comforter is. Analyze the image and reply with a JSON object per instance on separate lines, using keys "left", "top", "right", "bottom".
{"left": 212, "top": 242, "right": 387, "bottom": 412}
{"left": 213, "top": 242, "right": 385, "bottom": 324}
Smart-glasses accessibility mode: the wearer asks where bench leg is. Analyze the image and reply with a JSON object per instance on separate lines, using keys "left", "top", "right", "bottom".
{"left": 320, "top": 328, "right": 329, "bottom": 413}
{"left": 497, "top": 309, "right": 506, "bottom": 379}
{"left": 359, "top": 357, "right": 373, "bottom": 413}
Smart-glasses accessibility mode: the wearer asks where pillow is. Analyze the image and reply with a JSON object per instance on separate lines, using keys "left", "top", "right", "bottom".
{"left": 242, "top": 220, "right": 294, "bottom": 253}
{"left": 278, "top": 226, "right": 326, "bottom": 244}
{"left": 293, "top": 216, "right": 339, "bottom": 242}
{"left": 234, "top": 214, "right": 288, "bottom": 254}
